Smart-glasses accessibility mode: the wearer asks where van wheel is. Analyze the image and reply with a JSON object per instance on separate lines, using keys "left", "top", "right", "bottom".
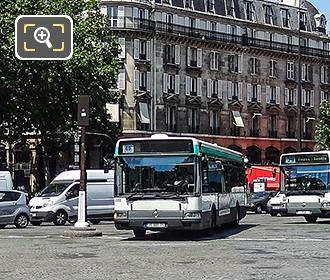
{"left": 305, "top": 216, "right": 318, "bottom": 223}
{"left": 91, "top": 220, "right": 101, "bottom": 225}
{"left": 133, "top": 229, "right": 146, "bottom": 239}
{"left": 14, "top": 213, "right": 29, "bottom": 228}
{"left": 0, "top": 225, "right": 6, "bottom": 229}
{"left": 31, "top": 221, "right": 42, "bottom": 226}
{"left": 53, "top": 210, "right": 68, "bottom": 226}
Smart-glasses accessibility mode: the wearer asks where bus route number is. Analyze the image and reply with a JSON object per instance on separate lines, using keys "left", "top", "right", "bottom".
{"left": 123, "top": 144, "right": 134, "bottom": 154}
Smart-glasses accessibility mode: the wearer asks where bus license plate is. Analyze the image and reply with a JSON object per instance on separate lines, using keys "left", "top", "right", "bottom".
{"left": 145, "top": 223, "right": 166, "bottom": 229}
{"left": 296, "top": 210, "right": 312, "bottom": 215}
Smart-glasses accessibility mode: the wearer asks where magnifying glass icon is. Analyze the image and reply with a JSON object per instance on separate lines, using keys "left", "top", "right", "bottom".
{"left": 34, "top": 27, "right": 53, "bottom": 49}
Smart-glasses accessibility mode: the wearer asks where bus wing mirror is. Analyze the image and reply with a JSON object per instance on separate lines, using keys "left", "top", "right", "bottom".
{"left": 104, "top": 155, "right": 115, "bottom": 173}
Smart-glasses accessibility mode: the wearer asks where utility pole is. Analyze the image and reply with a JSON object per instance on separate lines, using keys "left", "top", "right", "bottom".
{"left": 75, "top": 95, "right": 90, "bottom": 228}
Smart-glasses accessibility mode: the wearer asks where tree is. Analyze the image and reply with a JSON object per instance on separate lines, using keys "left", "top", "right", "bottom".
{"left": 0, "top": 0, "right": 120, "bottom": 188}
{"left": 315, "top": 101, "right": 330, "bottom": 150}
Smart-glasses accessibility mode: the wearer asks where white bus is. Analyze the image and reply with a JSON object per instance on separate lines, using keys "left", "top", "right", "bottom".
{"left": 113, "top": 134, "right": 247, "bottom": 238}
{"left": 280, "top": 151, "right": 330, "bottom": 223}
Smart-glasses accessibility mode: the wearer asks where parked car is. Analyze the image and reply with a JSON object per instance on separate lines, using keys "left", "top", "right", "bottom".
{"left": 267, "top": 192, "right": 288, "bottom": 216}
{"left": 247, "top": 191, "right": 277, "bottom": 214}
{"left": 0, "top": 190, "right": 31, "bottom": 228}
{"left": 29, "top": 169, "right": 114, "bottom": 226}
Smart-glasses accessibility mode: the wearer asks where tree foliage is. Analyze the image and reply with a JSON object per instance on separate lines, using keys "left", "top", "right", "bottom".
{"left": 315, "top": 101, "right": 330, "bottom": 150}
{"left": 0, "top": 0, "right": 120, "bottom": 182}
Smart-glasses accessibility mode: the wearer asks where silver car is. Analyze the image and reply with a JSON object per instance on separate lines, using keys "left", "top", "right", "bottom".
{"left": 0, "top": 191, "right": 31, "bottom": 228}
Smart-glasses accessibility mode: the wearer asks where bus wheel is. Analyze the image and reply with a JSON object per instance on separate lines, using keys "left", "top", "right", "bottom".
{"left": 133, "top": 229, "right": 146, "bottom": 239}
{"left": 305, "top": 216, "right": 318, "bottom": 223}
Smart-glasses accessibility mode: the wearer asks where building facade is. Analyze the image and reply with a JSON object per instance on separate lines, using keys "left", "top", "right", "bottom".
{"left": 103, "top": 0, "right": 330, "bottom": 164}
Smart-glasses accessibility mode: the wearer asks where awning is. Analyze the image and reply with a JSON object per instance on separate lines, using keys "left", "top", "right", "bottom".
{"left": 106, "top": 103, "right": 119, "bottom": 123}
{"left": 232, "top": 111, "right": 244, "bottom": 127}
{"left": 139, "top": 102, "right": 150, "bottom": 124}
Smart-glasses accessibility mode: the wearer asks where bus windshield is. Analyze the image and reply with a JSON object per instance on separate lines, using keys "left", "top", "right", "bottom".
{"left": 119, "top": 156, "right": 196, "bottom": 196}
{"left": 281, "top": 165, "right": 330, "bottom": 193}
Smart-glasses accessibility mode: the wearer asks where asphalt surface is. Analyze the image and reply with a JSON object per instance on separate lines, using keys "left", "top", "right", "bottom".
{"left": 1, "top": 214, "right": 330, "bottom": 280}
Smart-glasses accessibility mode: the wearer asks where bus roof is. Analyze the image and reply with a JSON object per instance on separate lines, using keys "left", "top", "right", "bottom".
{"left": 115, "top": 134, "right": 244, "bottom": 163}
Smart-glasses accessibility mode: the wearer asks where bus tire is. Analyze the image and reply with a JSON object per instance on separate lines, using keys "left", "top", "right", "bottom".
{"left": 305, "top": 216, "right": 318, "bottom": 223}
{"left": 133, "top": 229, "right": 146, "bottom": 239}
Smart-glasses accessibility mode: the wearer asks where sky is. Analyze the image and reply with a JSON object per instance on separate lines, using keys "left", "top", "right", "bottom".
{"left": 309, "top": 0, "right": 330, "bottom": 31}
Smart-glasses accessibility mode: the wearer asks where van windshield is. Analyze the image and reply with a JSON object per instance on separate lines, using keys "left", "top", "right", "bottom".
{"left": 39, "top": 183, "right": 70, "bottom": 197}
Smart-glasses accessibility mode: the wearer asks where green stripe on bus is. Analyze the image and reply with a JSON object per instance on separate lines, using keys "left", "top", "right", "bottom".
{"left": 200, "top": 144, "right": 243, "bottom": 163}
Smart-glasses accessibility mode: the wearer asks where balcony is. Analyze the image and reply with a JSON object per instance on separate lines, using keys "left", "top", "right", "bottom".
{"left": 303, "top": 132, "right": 312, "bottom": 140}
{"left": 286, "top": 131, "right": 296, "bottom": 138}
{"left": 230, "top": 127, "right": 240, "bottom": 137}
{"left": 250, "top": 129, "right": 260, "bottom": 137}
{"left": 269, "top": 130, "right": 278, "bottom": 138}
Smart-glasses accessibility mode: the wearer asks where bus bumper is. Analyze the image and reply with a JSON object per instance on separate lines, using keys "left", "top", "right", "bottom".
{"left": 287, "top": 203, "right": 322, "bottom": 216}
{"left": 114, "top": 210, "right": 203, "bottom": 231}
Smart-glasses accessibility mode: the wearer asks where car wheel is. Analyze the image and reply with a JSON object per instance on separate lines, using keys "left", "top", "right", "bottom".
{"left": 255, "top": 205, "right": 263, "bottom": 214}
{"left": 305, "top": 216, "right": 318, "bottom": 223}
{"left": 91, "top": 220, "right": 101, "bottom": 225}
{"left": 0, "top": 225, "right": 6, "bottom": 229}
{"left": 133, "top": 229, "right": 146, "bottom": 239}
{"left": 30, "top": 221, "right": 42, "bottom": 226}
{"left": 14, "top": 213, "right": 29, "bottom": 228}
{"left": 53, "top": 210, "right": 68, "bottom": 226}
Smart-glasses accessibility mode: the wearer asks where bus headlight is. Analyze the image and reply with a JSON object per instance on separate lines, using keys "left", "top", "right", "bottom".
{"left": 184, "top": 212, "right": 201, "bottom": 219}
{"left": 114, "top": 211, "right": 128, "bottom": 219}
{"left": 321, "top": 202, "right": 330, "bottom": 209}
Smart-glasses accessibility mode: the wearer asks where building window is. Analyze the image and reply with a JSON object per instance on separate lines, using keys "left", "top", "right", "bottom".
{"left": 287, "top": 62, "right": 295, "bottom": 80}
{"left": 187, "top": 47, "right": 202, "bottom": 68}
{"left": 207, "top": 0, "right": 215, "bottom": 12}
{"left": 228, "top": 54, "right": 242, "bottom": 73}
{"left": 245, "top": 1, "right": 255, "bottom": 21}
{"left": 164, "top": 44, "right": 180, "bottom": 65}
{"left": 320, "top": 66, "right": 328, "bottom": 84}
{"left": 227, "top": 0, "right": 236, "bottom": 17}
{"left": 285, "top": 88, "right": 296, "bottom": 106}
{"left": 269, "top": 60, "right": 277, "bottom": 78}
{"left": 270, "top": 87, "right": 276, "bottom": 103}
{"left": 166, "top": 106, "right": 176, "bottom": 132}
{"left": 163, "top": 73, "right": 180, "bottom": 94}
{"left": 321, "top": 91, "right": 330, "bottom": 103}
{"left": 264, "top": 5, "right": 274, "bottom": 25}
{"left": 300, "top": 12, "right": 307, "bottom": 31}
{"left": 303, "top": 117, "right": 313, "bottom": 140}
{"left": 138, "top": 102, "right": 150, "bottom": 131}
{"left": 302, "top": 64, "right": 313, "bottom": 82}
{"left": 209, "top": 110, "right": 220, "bottom": 135}
{"left": 139, "top": 71, "right": 147, "bottom": 90}
{"left": 210, "top": 51, "right": 219, "bottom": 70}
{"left": 134, "top": 39, "right": 150, "bottom": 61}
{"left": 249, "top": 58, "right": 260, "bottom": 75}
{"left": 191, "top": 77, "right": 197, "bottom": 95}
{"left": 281, "top": 9, "right": 290, "bottom": 28}
{"left": 188, "top": 108, "right": 199, "bottom": 133}
{"left": 134, "top": 70, "right": 150, "bottom": 92}
{"left": 139, "top": 40, "right": 147, "bottom": 60}
{"left": 269, "top": 115, "right": 277, "bottom": 138}
{"left": 185, "top": 0, "right": 193, "bottom": 9}
{"left": 108, "top": 7, "right": 118, "bottom": 27}
{"left": 302, "top": 90, "right": 314, "bottom": 107}
{"left": 251, "top": 113, "right": 260, "bottom": 137}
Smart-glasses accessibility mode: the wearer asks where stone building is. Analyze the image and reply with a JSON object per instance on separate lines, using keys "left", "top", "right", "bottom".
{"left": 105, "top": 0, "right": 329, "bottom": 163}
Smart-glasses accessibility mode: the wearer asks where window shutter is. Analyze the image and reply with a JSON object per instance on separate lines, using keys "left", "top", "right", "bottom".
{"left": 163, "top": 73, "right": 168, "bottom": 93}
{"left": 186, "top": 76, "right": 191, "bottom": 95}
{"left": 227, "top": 24, "right": 231, "bottom": 34}
{"left": 188, "top": 109, "right": 192, "bottom": 127}
{"left": 118, "top": 38, "right": 125, "bottom": 59}
{"left": 147, "top": 41, "right": 151, "bottom": 61}
{"left": 247, "top": 83, "right": 252, "bottom": 102}
{"left": 266, "top": 86, "right": 271, "bottom": 103}
{"left": 302, "top": 64, "right": 306, "bottom": 81}
{"left": 173, "top": 14, "right": 178, "bottom": 25}
{"left": 175, "top": 45, "right": 180, "bottom": 65}
{"left": 162, "top": 12, "right": 166, "bottom": 23}
{"left": 218, "top": 80, "right": 222, "bottom": 99}
{"left": 248, "top": 58, "right": 253, "bottom": 74}
{"left": 175, "top": 75, "right": 180, "bottom": 94}
{"left": 311, "top": 90, "right": 314, "bottom": 107}
{"left": 133, "top": 7, "right": 139, "bottom": 25}
{"left": 147, "top": 72, "right": 151, "bottom": 92}
{"left": 276, "top": 87, "right": 280, "bottom": 104}
{"left": 308, "top": 65, "right": 313, "bottom": 82}
{"left": 207, "top": 21, "right": 211, "bottom": 31}
{"left": 302, "top": 89, "right": 306, "bottom": 106}
{"left": 256, "top": 59, "right": 261, "bottom": 75}
{"left": 144, "top": 9, "right": 149, "bottom": 20}
{"left": 185, "top": 17, "right": 189, "bottom": 27}
{"left": 294, "top": 89, "right": 297, "bottom": 106}
{"left": 197, "top": 48, "right": 202, "bottom": 68}
{"left": 134, "top": 70, "right": 140, "bottom": 90}
{"left": 134, "top": 39, "right": 140, "bottom": 59}
{"left": 210, "top": 52, "right": 214, "bottom": 70}
{"left": 257, "top": 85, "right": 262, "bottom": 102}
{"left": 228, "top": 81, "right": 232, "bottom": 100}
{"left": 238, "top": 55, "right": 243, "bottom": 73}
{"left": 207, "top": 79, "right": 212, "bottom": 98}
{"left": 197, "top": 78, "right": 202, "bottom": 96}
{"left": 209, "top": 110, "right": 214, "bottom": 130}
{"left": 216, "top": 23, "right": 220, "bottom": 33}
{"left": 274, "top": 62, "right": 279, "bottom": 78}
{"left": 187, "top": 47, "right": 191, "bottom": 66}
{"left": 196, "top": 19, "right": 200, "bottom": 29}
{"left": 321, "top": 66, "right": 325, "bottom": 83}
{"left": 285, "top": 88, "right": 289, "bottom": 105}
{"left": 222, "top": 80, "right": 228, "bottom": 99}
{"left": 238, "top": 82, "right": 243, "bottom": 101}
{"left": 118, "top": 70, "right": 125, "bottom": 90}
{"left": 321, "top": 91, "right": 325, "bottom": 102}
{"left": 118, "top": 6, "right": 125, "bottom": 27}
{"left": 100, "top": 5, "right": 107, "bottom": 16}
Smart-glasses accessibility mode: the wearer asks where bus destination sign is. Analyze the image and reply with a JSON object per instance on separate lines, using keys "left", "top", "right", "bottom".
{"left": 282, "top": 154, "right": 329, "bottom": 165}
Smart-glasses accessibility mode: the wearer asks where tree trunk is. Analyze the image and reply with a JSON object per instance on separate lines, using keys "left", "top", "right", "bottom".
{"left": 44, "top": 142, "right": 58, "bottom": 182}
{"left": 35, "top": 144, "right": 46, "bottom": 192}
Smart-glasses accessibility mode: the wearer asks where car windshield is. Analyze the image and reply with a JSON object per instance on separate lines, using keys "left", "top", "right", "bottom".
{"left": 281, "top": 165, "right": 330, "bottom": 192}
{"left": 39, "top": 183, "right": 71, "bottom": 197}
{"left": 250, "top": 192, "right": 269, "bottom": 199}
{"left": 119, "top": 156, "right": 196, "bottom": 196}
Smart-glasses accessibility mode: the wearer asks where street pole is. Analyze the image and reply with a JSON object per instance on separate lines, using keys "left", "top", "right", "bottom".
{"left": 75, "top": 96, "right": 90, "bottom": 228}
{"left": 297, "top": 2, "right": 303, "bottom": 152}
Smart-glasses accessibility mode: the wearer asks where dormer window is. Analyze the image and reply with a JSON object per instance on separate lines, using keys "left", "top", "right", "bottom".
{"left": 185, "top": 0, "right": 193, "bottom": 9}
{"left": 281, "top": 9, "right": 290, "bottom": 28}
{"left": 315, "top": 14, "right": 327, "bottom": 33}
{"left": 264, "top": 5, "right": 274, "bottom": 25}
{"left": 245, "top": 1, "right": 255, "bottom": 21}
{"left": 227, "top": 0, "right": 236, "bottom": 17}
{"left": 207, "top": 0, "right": 215, "bottom": 12}
{"left": 299, "top": 12, "right": 307, "bottom": 31}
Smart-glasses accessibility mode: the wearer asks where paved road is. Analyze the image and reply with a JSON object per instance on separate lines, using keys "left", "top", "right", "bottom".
{"left": 1, "top": 214, "right": 330, "bottom": 280}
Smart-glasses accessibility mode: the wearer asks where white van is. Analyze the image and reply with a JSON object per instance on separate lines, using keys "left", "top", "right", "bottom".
{"left": 0, "top": 171, "right": 13, "bottom": 191}
{"left": 29, "top": 169, "right": 114, "bottom": 226}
